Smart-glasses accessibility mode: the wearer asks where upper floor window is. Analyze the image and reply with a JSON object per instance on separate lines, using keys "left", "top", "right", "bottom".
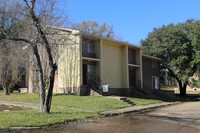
{"left": 152, "top": 60, "right": 158, "bottom": 68}
{"left": 87, "top": 40, "right": 95, "bottom": 53}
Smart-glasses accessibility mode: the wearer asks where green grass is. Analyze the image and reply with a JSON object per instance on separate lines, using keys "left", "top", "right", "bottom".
{"left": 0, "top": 90, "right": 40, "bottom": 103}
{"left": 51, "top": 94, "right": 130, "bottom": 112}
{"left": 0, "top": 90, "right": 163, "bottom": 129}
{"left": 0, "top": 107, "right": 98, "bottom": 129}
{"left": 160, "top": 86, "right": 176, "bottom": 91}
{"left": 160, "top": 86, "right": 200, "bottom": 95}
{"left": 0, "top": 91, "right": 130, "bottom": 112}
{"left": 186, "top": 91, "right": 200, "bottom": 94}
{"left": 127, "top": 97, "right": 162, "bottom": 105}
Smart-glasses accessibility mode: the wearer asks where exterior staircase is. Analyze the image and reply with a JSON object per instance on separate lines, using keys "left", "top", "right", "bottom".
{"left": 86, "top": 75, "right": 110, "bottom": 96}
{"left": 119, "top": 97, "right": 135, "bottom": 106}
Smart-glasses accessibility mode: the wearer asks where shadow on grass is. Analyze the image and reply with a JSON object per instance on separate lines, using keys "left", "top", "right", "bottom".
{"left": 112, "top": 89, "right": 200, "bottom": 103}
{"left": 131, "top": 92, "right": 200, "bottom": 103}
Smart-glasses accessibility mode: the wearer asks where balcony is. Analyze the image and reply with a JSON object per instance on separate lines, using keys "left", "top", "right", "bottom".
{"left": 128, "top": 47, "right": 141, "bottom": 67}
{"left": 82, "top": 37, "right": 100, "bottom": 59}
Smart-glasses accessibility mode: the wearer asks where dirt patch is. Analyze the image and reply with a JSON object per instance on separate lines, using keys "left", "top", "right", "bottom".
{"left": 0, "top": 104, "right": 30, "bottom": 111}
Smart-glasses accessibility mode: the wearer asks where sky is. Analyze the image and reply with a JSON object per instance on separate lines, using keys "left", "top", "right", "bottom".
{"left": 59, "top": 0, "right": 200, "bottom": 46}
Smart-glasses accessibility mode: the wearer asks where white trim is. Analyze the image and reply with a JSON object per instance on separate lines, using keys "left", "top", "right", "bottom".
{"left": 82, "top": 57, "right": 100, "bottom": 62}
{"left": 128, "top": 64, "right": 140, "bottom": 68}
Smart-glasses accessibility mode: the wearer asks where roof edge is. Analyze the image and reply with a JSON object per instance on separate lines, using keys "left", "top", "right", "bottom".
{"left": 142, "top": 54, "right": 162, "bottom": 61}
{"left": 79, "top": 32, "right": 142, "bottom": 49}
{"left": 52, "top": 27, "right": 142, "bottom": 49}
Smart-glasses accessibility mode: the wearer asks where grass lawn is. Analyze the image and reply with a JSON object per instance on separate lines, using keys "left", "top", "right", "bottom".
{"left": 0, "top": 90, "right": 163, "bottom": 129}
{"left": 160, "top": 86, "right": 200, "bottom": 95}
{"left": 0, "top": 90, "right": 130, "bottom": 112}
{"left": 0, "top": 107, "right": 98, "bottom": 129}
{"left": 127, "top": 97, "right": 162, "bottom": 105}
{"left": 160, "top": 86, "right": 176, "bottom": 91}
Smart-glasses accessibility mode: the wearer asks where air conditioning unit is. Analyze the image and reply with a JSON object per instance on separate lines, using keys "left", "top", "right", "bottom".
{"left": 102, "top": 84, "right": 109, "bottom": 92}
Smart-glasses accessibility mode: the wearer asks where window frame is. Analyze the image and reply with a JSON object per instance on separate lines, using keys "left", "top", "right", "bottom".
{"left": 87, "top": 40, "right": 95, "bottom": 53}
{"left": 152, "top": 76, "right": 159, "bottom": 89}
{"left": 87, "top": 64, "right": 95, "bottom": 79}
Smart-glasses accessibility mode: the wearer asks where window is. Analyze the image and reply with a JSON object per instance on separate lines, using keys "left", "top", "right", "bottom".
{"left": 87, "top": 40, "right": 95, "bottom": 53}
{"left": 152, "top": 60, "right": 158, "bottom": 68}
{"left": 88, "top": 64, "right": 95, "bottom": 79}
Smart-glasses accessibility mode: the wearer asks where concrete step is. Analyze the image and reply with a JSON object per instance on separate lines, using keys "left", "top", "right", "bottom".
{"left": 119, "top": 97, "right": 136, "bottom": 106}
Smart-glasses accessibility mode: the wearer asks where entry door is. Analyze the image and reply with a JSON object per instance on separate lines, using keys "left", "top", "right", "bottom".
{"left": 152, "top": 77, "right": 159, "bottom": 89}
{"left": 129, "top": 69, "right": 136, "bottom": 88}
{"left": 83, "top": 64, "right": 87, "bottom": 85}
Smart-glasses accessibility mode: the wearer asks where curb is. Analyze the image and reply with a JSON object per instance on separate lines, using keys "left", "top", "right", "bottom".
{"left": 100, "top": 102, "right": 181, "bottom": 116}
{"left": 9, "top": 127, "right": 41, "bottom": 130}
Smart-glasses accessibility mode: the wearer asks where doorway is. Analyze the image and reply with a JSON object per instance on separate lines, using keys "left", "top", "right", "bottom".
{"left": 129, "top": 69, "right": 136, "bottom": 88}
{"left": 152, "top": 76, "right": 159, "bottom": 89}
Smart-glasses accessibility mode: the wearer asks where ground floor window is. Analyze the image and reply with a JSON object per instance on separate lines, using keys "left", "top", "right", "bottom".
{"left": 88, "top": 64, "right": 95, "bottom": 79}
{"left": 152, "top": 76, "right": 159, "bottom": 89}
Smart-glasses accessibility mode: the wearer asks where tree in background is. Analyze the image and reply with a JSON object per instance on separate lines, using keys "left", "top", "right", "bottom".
{"left": 0, "top": 0, "right": 28, "bottom": 95}
{"left": 141, "top": 19, "right": 200, "bottom": 97}
{"left": 71, "top": 21, "right": 123, "bottom": 40}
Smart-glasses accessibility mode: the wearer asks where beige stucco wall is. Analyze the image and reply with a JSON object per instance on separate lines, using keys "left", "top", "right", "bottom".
{"left": 58, "top": 34, "right": 81, "bottom": 90}
{"left": 101, "top": 40, "right": 128, "bottom": 88}
{"left": 122, "top": 45, "right": 129, "bottom": 88}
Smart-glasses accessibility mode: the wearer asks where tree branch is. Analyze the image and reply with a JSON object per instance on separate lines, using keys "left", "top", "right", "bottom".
{"left": 23, "top": 0, "right": 31, "bottom": 8}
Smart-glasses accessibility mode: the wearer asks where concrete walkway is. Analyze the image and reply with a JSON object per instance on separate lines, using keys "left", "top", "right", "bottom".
{"left": 100, "top": 102, "right": 181, "bottom": 115}
{"left": 0, "top": 100, "right": 40, "bottom": 109}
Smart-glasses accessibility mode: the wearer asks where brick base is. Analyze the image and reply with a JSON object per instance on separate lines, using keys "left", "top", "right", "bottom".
{"left": 108, "top": 88, "right": 134, "bottom": 96}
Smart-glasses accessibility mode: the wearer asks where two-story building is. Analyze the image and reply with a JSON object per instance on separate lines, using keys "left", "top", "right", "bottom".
{"left": 37, "top": 28, "right": 161, "bottom": 96}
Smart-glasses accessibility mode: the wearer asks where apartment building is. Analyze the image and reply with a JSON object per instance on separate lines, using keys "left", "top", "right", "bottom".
{"left": 49, "top": 28, "right": 162, "bottom": 96}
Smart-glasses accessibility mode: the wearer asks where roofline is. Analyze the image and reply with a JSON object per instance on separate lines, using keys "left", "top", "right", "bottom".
{"left": 142, "top": 54, "right": 162, "bottom": 61}
{"left": 79, "top": 32, "right": 142, "bottom": 49}
{"left": 54, "top": 27, "right": 142, "bottom": 48}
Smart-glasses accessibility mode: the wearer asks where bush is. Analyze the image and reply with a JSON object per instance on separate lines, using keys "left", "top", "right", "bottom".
{"left": 8, "top": 82, "right": 18, "bottom": 93}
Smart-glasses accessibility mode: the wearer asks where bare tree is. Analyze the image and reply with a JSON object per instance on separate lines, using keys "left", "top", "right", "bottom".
{"left": 71, "top": 21, "right": 123, "bottom": 40}
{"left": 0, "top": 0, "right": 28, "bottom": 95}
{"left": 0, "top": 0, "right": 68, "bottom": 113}
{"left": 0, "top": 40, "right": 27, "bottom": 95}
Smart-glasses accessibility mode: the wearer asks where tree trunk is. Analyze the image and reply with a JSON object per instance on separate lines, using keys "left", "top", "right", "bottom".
{"left": 180, "top": 83, "right": 187, "bottom": 97}
{"left": 2, "top": 85, "right": 9, "bottom": 95}
{"left": 28, "top": 1, "right": 57, "bottom": 113}
{"left": 44, "top": 66, "right": 56, "bottom": 114}
{"left": 178, "top": 81, "right": 187, "bottom": 97}
{"left": 32, "top": 44, "right": 45, "bottom": 112}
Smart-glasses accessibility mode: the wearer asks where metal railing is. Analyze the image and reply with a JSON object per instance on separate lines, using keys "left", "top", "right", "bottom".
{"left": 86, "top": 74, "right": 102, "bottom": 94}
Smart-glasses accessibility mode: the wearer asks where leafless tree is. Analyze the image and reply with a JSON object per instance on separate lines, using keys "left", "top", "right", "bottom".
{"left": 0, "top": 0, "right": 28, "bottom": 95}
{"left": 0, "top": 0, "right": 68, "bottom": 113}
{"left": 71, "top": 21, "right": 123, "bottom": 40}
{"left": 0, "top": 40, "right": 27, "bottom": 95}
